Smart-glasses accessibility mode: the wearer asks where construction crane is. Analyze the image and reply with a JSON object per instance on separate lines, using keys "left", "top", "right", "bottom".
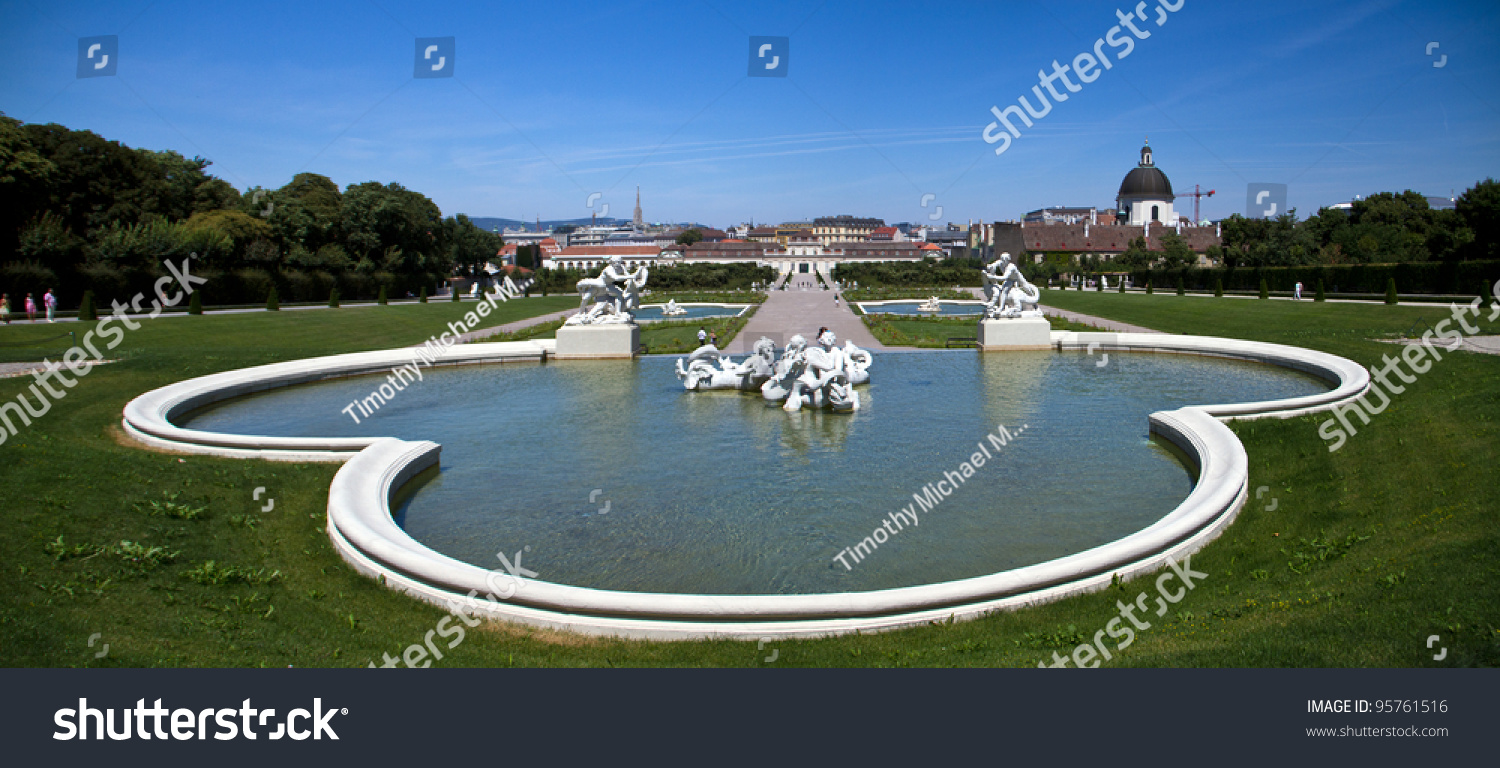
{"left": 1179, "top": 185, "right": 1216, "bottom": 225}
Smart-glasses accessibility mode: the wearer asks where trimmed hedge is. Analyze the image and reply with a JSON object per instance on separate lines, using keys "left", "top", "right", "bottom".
{"left": 1126, "top": 260, "right": 1500, "bottom": 296}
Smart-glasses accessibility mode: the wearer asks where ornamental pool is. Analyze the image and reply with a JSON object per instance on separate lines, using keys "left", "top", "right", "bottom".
{"left": 183, "top": 350, "right": 1327, "bottom": 595}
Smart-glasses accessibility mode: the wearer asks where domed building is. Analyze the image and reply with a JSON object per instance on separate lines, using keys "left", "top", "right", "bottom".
{"left": 1115, "top": 140, "right": 1177, "bottom": 226}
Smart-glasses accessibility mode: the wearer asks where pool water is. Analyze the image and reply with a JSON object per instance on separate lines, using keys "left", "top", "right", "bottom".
{"left": 184, "top": 351, "right": 1327, "bottom": 595}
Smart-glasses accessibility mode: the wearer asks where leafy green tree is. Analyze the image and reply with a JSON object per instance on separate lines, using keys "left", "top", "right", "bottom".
{"left": 676, "top": 228, "right": 703, "bottom": 245}
{"left": 1456, "top": 178, "right": 1500, "bottom": 260}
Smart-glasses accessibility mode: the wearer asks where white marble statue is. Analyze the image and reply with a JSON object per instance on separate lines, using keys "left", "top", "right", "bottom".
{"left": 918, "top": 296, "right": 943, "bottom": 312}
{"left": 982, "top": 252, "right": 1043, "bottom": 319}
{"left": 569, "top": 255, "right": 649, "bottom": 325}
{"left": 675, "top": 336, "right": 777, "bottom": 391}
{"left": 781, "top": 330, "right": 861, "bottom": 413}
{"left": 661, "top": 299, "right": 687, "bottom": 316}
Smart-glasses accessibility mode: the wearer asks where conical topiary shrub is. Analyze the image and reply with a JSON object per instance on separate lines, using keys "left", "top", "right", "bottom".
{"left": 78, "top": 290, "right": 97, "bottom": 321}
{"left": 451, "top": 283, "right": 461, "bottom": 302}
{"left": 1118, "top": 277, "right": 1125, "bottom": 293}
{"left": 1146, "top": 281, "right": 1153, "bottom": 295}
{"left": 1480, "top": 280, "right": 1494, "bottom": 308}
{"left": 1259, "top": 279, "right": 1269, "bottom": 300}
{"left": 266, "top": 287, "right": 280, "bottom": 311}
{"left": 1315, "top": 279, "right": 1326, "bottom": 302}
{"left": 1214, "top": 279, "right": 1223, "bottom": 298}
{"left": 188, "top": 291, "right": 203, "bottom": 315}
{"left": 329, "top": 287, "right": 340, "bottom": 308}
{"left": 1385, "top": 278, "right": 1398, "bottom": 305}
{"left": 1176, "top": 277, "right": 1185, "bottom": 296}
{"left": 419, "top": 286, "right": 428, "bottom": 303}
{"left": 377, "top": 285, "right": 388, "bottom": 305}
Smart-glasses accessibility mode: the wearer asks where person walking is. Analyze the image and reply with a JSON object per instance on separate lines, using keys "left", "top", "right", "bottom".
{"left": 834, "top": 294, "right": 840, "bottom": 308}
{"left": 1, "top": 294, "right": 10, "bottom": 324}
{"left": 709, "top": 331, "right": 719, "bottom": 347}
{"left": 697, "top": 327, "right": 707, "bottom": 346}
{"left": 43, "top": 288, "right": 57, "bottom": 322}
{"left": 1293, "top": 281, "right": 1303, "bottom": 301}
{"left": 24, "top": 293, "right": 36, "bottom": 323}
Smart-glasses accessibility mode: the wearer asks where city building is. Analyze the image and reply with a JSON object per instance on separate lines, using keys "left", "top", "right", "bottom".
{"left": 1115, "top": 140, "right": 1178, "bottom": 226}
{"left": 1024, "top": 207, "right": 1102, "bottom": 225}
{"left": 812, "top": 215, "right": 885, "bottom": 245}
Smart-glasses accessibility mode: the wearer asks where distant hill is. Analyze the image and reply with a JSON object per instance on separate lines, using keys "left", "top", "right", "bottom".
{"left": 464, "top": 217, "right": 716, "bottom": 233}
{"left": 466, "top": 216, "right": 628, "bottom": 232}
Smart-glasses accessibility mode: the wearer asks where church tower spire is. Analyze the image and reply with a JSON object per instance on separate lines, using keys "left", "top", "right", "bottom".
{"left": 633, "top": 186, "right": 643, "bottom": 229}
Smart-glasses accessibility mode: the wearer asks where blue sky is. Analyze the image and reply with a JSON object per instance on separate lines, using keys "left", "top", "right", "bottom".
{"left": 2, "top": 0, "right": 1497, "bottom": 228}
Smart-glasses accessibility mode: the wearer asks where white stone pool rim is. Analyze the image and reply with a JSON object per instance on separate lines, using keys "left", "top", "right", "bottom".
{"left": 121, "top": 332, "right": 1369, "bottom": 640}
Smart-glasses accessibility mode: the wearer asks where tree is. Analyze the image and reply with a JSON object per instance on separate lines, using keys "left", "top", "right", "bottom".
{"left": 329, "top": 287, "right": 340, "bottom": 308}
{"left": 78, "top": 290, "right": 96, "bottom": 321}
{"left": 1115, "top": 237, "right": 1153, "bottom": 270}
{"left": 377, "top": 285, "right": 388, "bottom": 305}
{"left": 676, "top": 228, "right": 703, "bottom": 245}
{"left": 1158, "top": 232, "right": 1197, "bottom": 270}
{"left": 1456, "top": 178, "right": 1500, "bottom": 260}
{"left": 1315, "top": 279, "right": 1326, "bottom": 301}
{"left": 1214, "top": 279, "right": 1223, "bottom": 298}
{"left": 1386, "top": 278, "right": 1398, "bottom": 305}
{"left": 188, "top": 291, "right": 202, "bottom": 315}
{"left": 419, "top": 286, "right": 428, "bottom": 303}
{"left": 1259, "top": 279, "right": 1269, "bottom": 299}
{"left": 266, "top": 287, "right": 280, "bottom": 311}
{"left": 1176, "top": 276, "right": 1185, "bottom": 296}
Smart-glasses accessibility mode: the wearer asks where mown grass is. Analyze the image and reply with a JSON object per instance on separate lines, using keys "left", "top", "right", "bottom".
{"left": 638, "top": 310, "right": 755, "bottom": 354}
{"left": 861, "top": 313, "right": 1106, "bottom": 347}
{"left": 1, "top": 291, "right": 1496, "bottom": 667}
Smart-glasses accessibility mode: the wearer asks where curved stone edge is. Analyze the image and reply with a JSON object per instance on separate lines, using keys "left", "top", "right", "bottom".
{"left": 120, "top": 341, "right": 548, "bottom": 461}
{"left": 325, "top": 408, "right": 1249, "bottom": 641}
{"left": 1052, "top": 332, "right": 1371, "bottom": 420}
{"left": 124, "top": 330, "right": 1372, "bottom": 640}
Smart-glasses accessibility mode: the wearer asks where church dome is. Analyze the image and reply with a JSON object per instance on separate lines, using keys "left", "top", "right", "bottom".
{"left": 1117, "top": 143, "right": 1174, "bottom": 200}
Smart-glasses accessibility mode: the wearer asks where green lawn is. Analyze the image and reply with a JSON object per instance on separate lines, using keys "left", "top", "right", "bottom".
{"left": 862, "top": 313, "right": 1108, "bottom": 347}
{"left": 2, "top": 291, "right": 1496, "bottom": 667}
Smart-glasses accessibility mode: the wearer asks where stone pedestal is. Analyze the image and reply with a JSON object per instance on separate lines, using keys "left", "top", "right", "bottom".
{"left": 554, "top": 323, "right": 640, "bottom": 359}
{"left": 978, "top": 316, "right": 1052, "bottom": 351}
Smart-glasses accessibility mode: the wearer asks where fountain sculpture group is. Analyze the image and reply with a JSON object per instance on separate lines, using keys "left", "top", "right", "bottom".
{"left": 555, "top": 255, "right": 648, "bottom": 358}
{"left": 676, "top": 332, "right": 872, "bottom": 413}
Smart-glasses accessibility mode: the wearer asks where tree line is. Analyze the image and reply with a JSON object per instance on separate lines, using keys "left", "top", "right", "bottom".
{"left": 0, "top": 114, "right": 503, "bottom": 306}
